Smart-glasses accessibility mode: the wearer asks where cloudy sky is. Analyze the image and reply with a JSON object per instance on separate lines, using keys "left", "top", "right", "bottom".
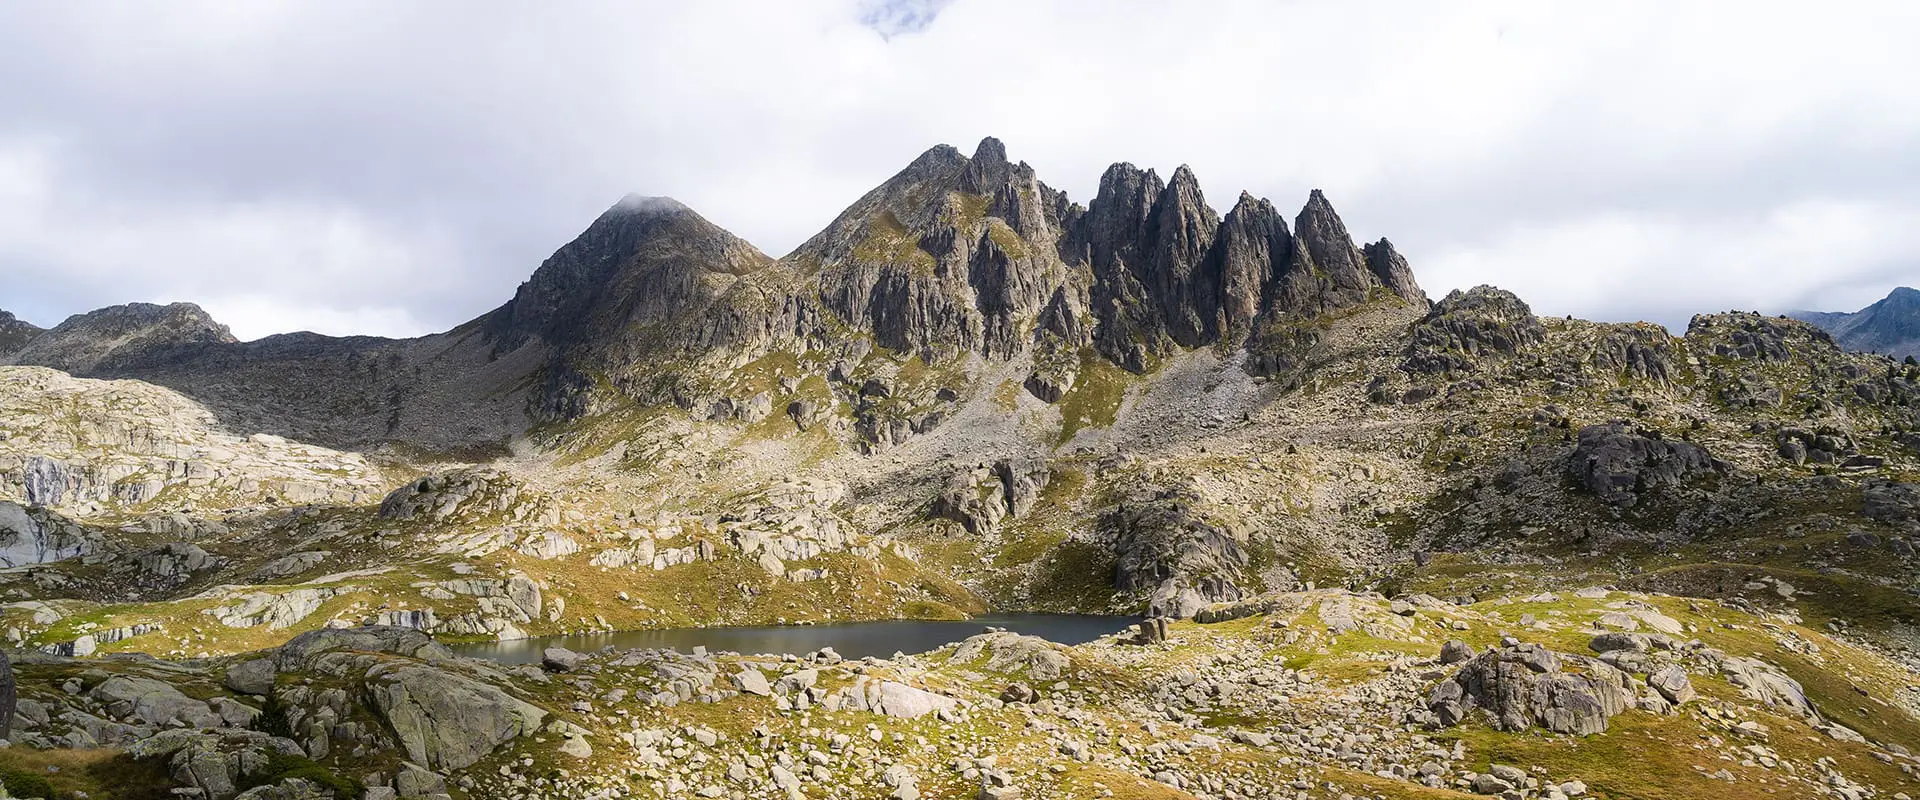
{"left": 3, "top": 0, "right": 1917, "bottom": 340}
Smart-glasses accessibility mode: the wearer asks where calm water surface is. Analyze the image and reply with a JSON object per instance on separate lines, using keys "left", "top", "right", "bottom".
{"left": 451, "top": 614, "right": 1133, "bottom": 665}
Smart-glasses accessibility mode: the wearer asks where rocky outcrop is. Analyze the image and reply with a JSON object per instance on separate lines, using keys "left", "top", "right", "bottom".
{"left": 1686, "top": 311, "right": 1833, "bottom": 364}
{"left": 128, "top": 728, "right": 305, "bottom": 800}
{"left": 928, "top": 458, "right": 1048, "bottom": 534}
{"left": 1565, "top": 423, "right": 1721, "bottom": 507}
{"left": 1582, "top": 323, "right": 1682, "bottom": 384}
{"left": 1863, "top": 480, "right": 1920, "bottom": 531}
{"left": 0, "top": 501, "right": 96, "bottom": 567}
{"left": 0, "top": 367, "right": 383, "bottom": 514}
{"left": 378, "top": 468, "right": 549, "bottom": 524}
{"left": 208, "top": 588, "right": 340, "bottom": 629}
{"left": 274, "top": 625, "right": 453, "bottom": 670}
{"left": 1425, "top": 643, "right": 1634, "bottom": 735}
{"left": 1402, "top": 286, "right": 1545, "bottom": 374}
{"left": 366, "top": 662, "right": 547, "bottom": 771}
{"left": 1108, "top": 488, "right": 1250, "bottom": 618}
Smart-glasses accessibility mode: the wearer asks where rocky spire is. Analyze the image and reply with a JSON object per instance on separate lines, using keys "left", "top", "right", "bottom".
{"left": 1363, "top": 238, "right": 1426, "bottom": 306}
{"left": 1145, "top": 165, "right": 1220, "bottom": 345}
{"left": 1212, "top": 192, "right": 1291, "bottom": 338}
{"left": 1292, "top": 189, "right": 1373, "bottom": 302}
{"left": 960, "top": 136, "right": 1012, "bottom": 194}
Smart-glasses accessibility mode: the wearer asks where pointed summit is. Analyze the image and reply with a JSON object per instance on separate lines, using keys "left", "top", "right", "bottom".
{"left": 960, "top": 136, "right": 1011, "bottom": 192}
{"left": 1289, "top": 189, "right": 1372, "bottom": 304}
{"left": 609, "top": 194, "right": 691, "bottom": 217}
{"left": 1363, "top": 238, "right": 1426, "bottom": 305}
{"left": 484, "top": 195, "right": 770, "bottom": 351}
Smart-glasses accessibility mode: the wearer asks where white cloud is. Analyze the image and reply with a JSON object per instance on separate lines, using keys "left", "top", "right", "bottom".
{"left": 1, "top": 0, "right": 1917, "bottom": 336}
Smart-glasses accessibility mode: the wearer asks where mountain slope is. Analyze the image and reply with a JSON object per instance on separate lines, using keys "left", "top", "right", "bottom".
{"left": 0, "top": 309, "right": 41, "bottom": 358}
{"left": 1795, "top": 286, "right": 1920, "bottom": 359}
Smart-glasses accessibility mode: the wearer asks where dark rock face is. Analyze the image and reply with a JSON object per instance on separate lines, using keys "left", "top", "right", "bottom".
{"left": 1107, "top": 489, "right": 1250, "bottom": 618}
{"left": 5, "top": 302, "right": 238, "bottom": 375}
{"left": 0, "top": 649, "right": 13, "bottom": 740}
{"left": 1793, "top": 286, "right": 1920, "bottom": 360}
{"left": 1565, "top": 423, "right": 1720, "bottom": 507}
{"left": 1402, "top": 287, "right": 1545, "bottom": 374}
{"left": 1862, "top": 481, "right": 1920, "bottom": 531}
{"left": 1076, "top": 175, "right": 1424, "bottom": 372}
{"left": 1426, "top": 644, "right": 1634, "bottom": 735}
{"left": 0, "top": 310, "right": 42, "bottom": 359}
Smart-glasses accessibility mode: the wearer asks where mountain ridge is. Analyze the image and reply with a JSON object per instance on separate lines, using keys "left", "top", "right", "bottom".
{"left": 1795, "top": 286, "right": 1920, "bottom": 360}
{"left": 2, "top": 137, "right": 1429, "bottom": 453}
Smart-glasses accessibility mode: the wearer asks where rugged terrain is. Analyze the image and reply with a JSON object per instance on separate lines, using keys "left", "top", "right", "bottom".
{"left": 0, "top": 138, "right": 1916, "bottom": 798}
{"left": 1797, "top": 287, "right": 1920, "bottom": 361}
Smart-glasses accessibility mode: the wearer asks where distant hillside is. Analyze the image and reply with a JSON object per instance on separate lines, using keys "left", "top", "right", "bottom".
{"left": 1794, "top": 286, "right": 1920, "bottom": 360}
{"left": 0, "top": 309, "right": 42, "bottom": 357}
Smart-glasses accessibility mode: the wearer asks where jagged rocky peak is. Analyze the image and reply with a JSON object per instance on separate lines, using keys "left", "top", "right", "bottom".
{"left": 483, "top": 193, "right": 773, "bottom": 352}
{"left": 3, "top": 301, "right": 239, "bottom": 375}
{"left": 788, "top": 139, "right": 1432, "bottom": 374}
{"left": 0, "top": 309, "right": 44, "bottom": 358}
{"left": 799, "top": 136, "right": 1081, "bottom": 360}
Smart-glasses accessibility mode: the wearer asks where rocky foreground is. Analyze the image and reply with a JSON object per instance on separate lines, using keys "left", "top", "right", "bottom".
{"left": 1, "top": 587, "right": 1914, "bottom": 800}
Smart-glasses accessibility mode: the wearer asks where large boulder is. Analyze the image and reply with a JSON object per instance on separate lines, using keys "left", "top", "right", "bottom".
{"left": 366, "top": 663, "right": 546, "bottom": 771}
{"left": 1565, "top": 422, "right": 1720, "bottom": 507}
{"left": 276, "top": 625, "right": 452, "bottom": 670}
{"left": 223, "top": 658, "right": 278, "bottom": 696}
{"left": 1719, "top": 656, "right": 1814, "bottom": 717}
{"left": 1427, "top": 644, "right": 1633, "bottom": 735}
{"left": 950, "top": 632, "right": 1071, "bottom": 681}
{"left": 866, "top": 681, "right": 957, "bottom": 719}
{"left": 91, "top": 674, "right": 222, "bottom": 728}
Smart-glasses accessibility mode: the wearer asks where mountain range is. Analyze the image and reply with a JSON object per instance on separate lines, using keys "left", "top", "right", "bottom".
{"left": 0, "top": 138, "right": 1916, "bottom": 799}
{"left": 1795, "top": 286, "right": 1920, "bottom": 360}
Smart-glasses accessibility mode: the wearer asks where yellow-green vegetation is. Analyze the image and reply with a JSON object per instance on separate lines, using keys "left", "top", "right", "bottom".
{"left": 1056, "top": 350, "right": 1133, "bottom": 443}
{"left": 0, "top": 747, "right": 174, "bottom": 800}
{"left": 950, "top": 191, "right": 990, "bottom": 233}
{"left": 852, "top": 211, "right": 936, "bottom": 272}
{"left": 985, "top": 218, "right": 1028, "bottom": 258}
{"left": 991, "top": 378, "right": 1020, "bottom": 410}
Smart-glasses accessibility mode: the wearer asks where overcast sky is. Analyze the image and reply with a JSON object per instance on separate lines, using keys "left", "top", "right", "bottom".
{"left": 3, "top": 1, "right": 1917, "bottom": 340}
